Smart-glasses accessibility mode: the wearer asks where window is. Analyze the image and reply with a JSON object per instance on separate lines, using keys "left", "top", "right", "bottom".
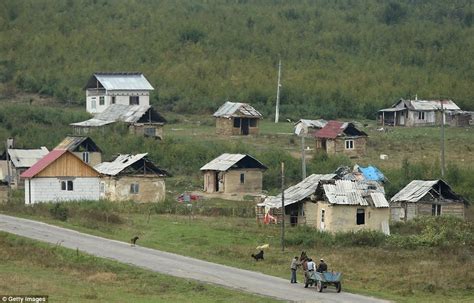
{"left": 111, "top": 96, "right": 116, "bottom": 104}
{"left": 129, "top": 96, "right": 139, "bottom": 105}
{"left": 418, "top": 111, "right": 425, "bottom": 120}
{"left": 99, "top": 96, "right": 105, "bottom": 105}
{"left": 144, "top": 127, "right": 156, "bottom": 137}
{"left": 61, "top": 180, "right": 74, "bottom": 191}
{"left": 240, "top": 173, "right": 245, "bottom": 184}
{"left": 321, "top": 209, "right": 325, "bottom": 223}
{"left": 345, "top": 140, "right": 354, "bottom": 150}
{"left": 91, "top": 99, "right": 96, "bottom": 109}
{"left": 100, "top": 182, "right": 105, "bottom": 193}
{"left": 233, "top": 118, "right": 241, "bottom": 128}
{"left": 130, "top": 183, "right": 139, "bottom": 194}
{"left": 432, "top": 204, "right": 441, "bottom": 216}
{"left": 356, "top": 208, "right": 365, "bottom": 225}
{"left": 249, "top": 119, "right": 257, "bottom": 127}
{"left": 82, "top": 152, "right": 89, "bottom": 163}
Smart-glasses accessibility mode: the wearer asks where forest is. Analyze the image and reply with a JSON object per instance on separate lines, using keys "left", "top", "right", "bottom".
{"left": 0, "top": 0, "right": 473, "bottom": 119}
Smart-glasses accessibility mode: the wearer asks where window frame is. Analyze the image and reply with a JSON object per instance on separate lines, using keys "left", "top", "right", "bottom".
{"left": 99, "top": 96, "right": 105, "bottom": 105}
{"left": 345, "top": 139, "right": 354, "bottom": 150}
{"left": 418, "top": 111, "right": 425, "bottom": 120}
{"left": 233, "top": 118, "right": 241, "bottom": 128}
{"left": 82, "top": 152, "right": 90, "bottom": 163}
{"left": 111, "top": 96, "right": 116, "bottom": 104}
{"left": 240, "top": 173, "right": 245, "bottom": 184}
{"left": 432, "top": 204, "right": 441, "bottom": 216}
{"left": 130, "top": 183, "right": 139, "bottom": 194}
{"left": 129, "top": 96, "right": 139, "bottom": 105}
{"left": 356, "top": 208, "right": 365, "bottom": 225}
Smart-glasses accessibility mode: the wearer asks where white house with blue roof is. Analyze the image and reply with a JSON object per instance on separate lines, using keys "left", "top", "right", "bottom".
{"left": 85, "top": 72, "right": 154, "bottom": 114}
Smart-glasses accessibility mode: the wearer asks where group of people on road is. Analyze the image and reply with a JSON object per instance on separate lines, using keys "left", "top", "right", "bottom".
{"left": 290, "top": 252, "right": 327, "bottom": 284}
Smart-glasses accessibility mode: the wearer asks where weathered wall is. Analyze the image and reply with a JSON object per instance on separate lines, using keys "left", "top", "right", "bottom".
{"left": 215, "top": 117, "right": 259, "bottom": 136}
{"left": 25, "top": 177, "right": 100, "bottom": 204}
{"left": 418, "top": 202, "right": 465, "bottom": 219}
{"left": 101, "top": 176, "right": 166, "bottom": 203}
{"left": 130, "top": 124, "right": 164, "bottom": 139}
{"left": 203, "top": 171, "right": 217, "bottom": 193}
{"left": 317, "top": 137, "right": 367, "bottom": 158}
{"left": 310, "top": 201, "right": 390, "bottom": 233}
{"left": 86, "top": 90, "right": 150, "bottom": 114}
{"left": 224, "top": 169, "right": 263, "bottom": 194}
{"left": 72, "top": 151, "right": 102, "bottom": 167}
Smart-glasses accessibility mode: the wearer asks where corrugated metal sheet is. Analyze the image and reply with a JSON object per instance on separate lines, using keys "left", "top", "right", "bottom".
{"left": 94, "top": 73, "right": 154, "bottom": 91}
{"left": 8, "top": 147, "right": 49, "bottom": 168}
{"left": 20, "top": 149, "right": 67, "bottom": 178}
{"left": 323, "top": 180, "right": 387, "bottom": 208}
{"left": 70, "top": 118, "right": 114, "bottom": 127}
{"left": 213, "top": 102, "right": 262, "bottom": 118}
{"left": 70, "top": 105, "right": 164, "bottom": 127}
{"left": 259, "top": 174, "right": 336, "bottom": 208}
{"left": 95, "top": 153, "right": 148, "bottom": 176}
{"left": 294, "top": 119, "right": 327, "bottom": 135}
{"left": 390, "top": 180, "right": 439, "bottom": 203}
{"left": 315, "top": 121, "right": 347, "bottom": 139}
{"left": 409, "top": 100, "right": 460, "bottom": 111}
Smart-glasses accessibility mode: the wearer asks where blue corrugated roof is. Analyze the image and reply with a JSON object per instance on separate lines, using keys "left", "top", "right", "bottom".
{"left": 358, "top": 165, "right": 385, "bottom": 182}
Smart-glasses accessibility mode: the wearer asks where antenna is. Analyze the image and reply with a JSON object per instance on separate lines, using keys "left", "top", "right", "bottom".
{"left": 275, "top": 59, "right": 282, "bottom": 123}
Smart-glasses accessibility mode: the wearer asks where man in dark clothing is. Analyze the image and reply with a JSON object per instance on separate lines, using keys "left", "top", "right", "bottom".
{"left": 317, "top": 259, "right": 328, "bottom": 272}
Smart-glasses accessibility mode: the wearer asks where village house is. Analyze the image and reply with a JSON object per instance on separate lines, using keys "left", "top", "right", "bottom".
{"left": 55, "top": 136, "right": 102, "bottom": 167}
{"left": 257, "top": 174, "right": 336, "bottom": 226}
{"left": 20, "top": 150, "right": 100, "bottom": 204}
{"left": 390, "top": 180, "right": 466, "bottom": 221}
{"left": 70, "top": 104, "right": 166, "bottom": 139}
{"left": 294, "top": 119, "right": 327, "bottom": 137}
{"left": 200, "top": 153, "right": 267, "bottom": 196}
{"left": 315, "top": 121, "right": 368, "bottom": 158}
{"left": 0, "top": 146, "right": 49, "bottom": 189}
{"left": 378, "top": 98, "right": 472, "bottom": 127}
{"left": 85, "top": 72, "right": 154, "bottom": 114}
{"left": 94, "top": 153, "right": 170, "bottom": 203}
{"left": 213, "top": 101, "right": 263, "bottom": 136}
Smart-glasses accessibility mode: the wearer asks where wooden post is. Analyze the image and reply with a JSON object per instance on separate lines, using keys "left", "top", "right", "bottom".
{"left": 281, "top": 162, "right": 285, "bottom": 252}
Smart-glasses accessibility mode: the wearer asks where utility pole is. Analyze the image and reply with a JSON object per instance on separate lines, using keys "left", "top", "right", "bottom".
{"left": 5, "top": 138, "right": 13, "bottom": 202}
{"left": 440, "top": 101, "right": 445, "bottom": 177}
{"left": 280, "top": 162, "right": 285, "bottom": 252}
{"left": 275, "top": 59, "right": 282, "bottom": 123}
{"left": 301, "top": 135, "right": 306, "bottom": 180}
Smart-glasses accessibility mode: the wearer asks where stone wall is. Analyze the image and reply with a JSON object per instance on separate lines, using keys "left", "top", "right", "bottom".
{"left": 223, "top": 169, "right": 263, "bottom": 194}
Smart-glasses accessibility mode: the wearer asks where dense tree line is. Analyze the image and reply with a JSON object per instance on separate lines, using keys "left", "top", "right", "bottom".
{"left": 0, "top": 0, "right": 473, "bottom": 119}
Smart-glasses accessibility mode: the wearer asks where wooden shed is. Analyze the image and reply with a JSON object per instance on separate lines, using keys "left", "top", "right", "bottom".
{"left": 95, "top": 153, "right": 170, "bottom": 203}
{"left": 20, "top": 150, "right": 100, "bottom": 204}
{"left": 390, "top": 180, "right": 466, "bottom": 221}
{"left": 213, "top": 101, "right": 262, "bottom": 136}
{"left": 315, "top": 121, "right": 368, "bottom": 158}
{"left": 200, "top": 153, "right": 267, "bottom": 195}
{"left": 55, "top": 136, "right": 103, "bottom": 167}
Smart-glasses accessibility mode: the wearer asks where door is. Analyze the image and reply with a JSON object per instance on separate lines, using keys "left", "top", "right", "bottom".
{"left": 241, "top": 118, "right": 249, "bottom": 135}
{"left": 400, "top": 113, "right": 405, "bottom": 125}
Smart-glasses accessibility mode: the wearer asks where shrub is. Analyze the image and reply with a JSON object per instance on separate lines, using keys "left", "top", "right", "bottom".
{"left": 334, "top": 230, "right": 387, "bottom": 247}
{"left": 49, "top": 203, "right": 69, "bottom": 221}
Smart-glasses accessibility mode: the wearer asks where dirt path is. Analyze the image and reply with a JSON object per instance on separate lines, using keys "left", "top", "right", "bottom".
{"left": 0, "top": 214, "right": 389, "bottom": 303}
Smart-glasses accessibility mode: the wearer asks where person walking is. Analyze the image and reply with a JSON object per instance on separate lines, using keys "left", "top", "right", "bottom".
{"left": 290, "top": 256, "right": 299, "bottom": 283}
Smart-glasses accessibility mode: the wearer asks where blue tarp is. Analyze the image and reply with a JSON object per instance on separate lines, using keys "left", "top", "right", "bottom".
{"left": 358, "top": 165, "right": 386, "bottom": 182}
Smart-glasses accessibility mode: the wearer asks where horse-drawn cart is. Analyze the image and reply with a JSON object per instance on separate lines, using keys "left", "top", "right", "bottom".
{"left": 305, "top": 271, "right": 342, "bottom": 293}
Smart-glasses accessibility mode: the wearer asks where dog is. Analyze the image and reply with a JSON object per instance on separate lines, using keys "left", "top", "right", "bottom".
{"left": 130, "top": 236, "right": 139, "bottom": 246}
{"left": 251, "top": 250, "right": 264, "bottom": 261}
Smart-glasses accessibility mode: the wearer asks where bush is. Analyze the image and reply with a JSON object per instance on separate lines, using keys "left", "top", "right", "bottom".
{"left": 49, "top": 203, "right": 69, "bottom": 221}
{"left": 334, "top": 230, "right": 387, "bottom": 247}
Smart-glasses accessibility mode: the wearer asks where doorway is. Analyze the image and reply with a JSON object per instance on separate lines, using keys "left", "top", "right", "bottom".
{"left": 241, "top": 118, "right": 249, "bottom": 135}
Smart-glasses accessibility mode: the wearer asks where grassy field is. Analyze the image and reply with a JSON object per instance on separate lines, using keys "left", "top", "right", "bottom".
{"left": 0, "top": 232, "right": 277, "bottom": 303}
{"left": 2, "top": 202, "right": 472, "bottom": 303}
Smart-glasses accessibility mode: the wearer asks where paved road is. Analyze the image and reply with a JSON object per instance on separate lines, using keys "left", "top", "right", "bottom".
{"left": 0, "top": 214, "right": 389, "bottom": 303}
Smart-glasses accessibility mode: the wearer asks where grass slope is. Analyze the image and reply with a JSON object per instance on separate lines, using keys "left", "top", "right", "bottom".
{"left": 0, "top": 232, "right": 277, "bottom": 303}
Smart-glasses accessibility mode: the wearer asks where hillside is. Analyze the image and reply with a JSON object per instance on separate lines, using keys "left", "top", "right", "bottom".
{"left": 1, "top": 0, "right": 473, "bottom": 118}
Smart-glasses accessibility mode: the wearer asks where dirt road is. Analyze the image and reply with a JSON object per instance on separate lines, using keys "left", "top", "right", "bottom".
{"left": 0, "top": 214, "right": 389, "bottom": 303}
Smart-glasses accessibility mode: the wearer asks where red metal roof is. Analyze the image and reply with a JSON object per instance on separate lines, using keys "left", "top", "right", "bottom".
{"left": 315, "top": 120, "right": 345, "bottom": 139}
{"left": 20, "top": 149, "right": 68, "bottom": 178}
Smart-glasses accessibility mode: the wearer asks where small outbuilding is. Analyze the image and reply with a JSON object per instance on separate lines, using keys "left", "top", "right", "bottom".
{"left": 55, "top": 136, "right": 103, "bottom": 167}
{"left": 0, "top": 147, "right": 49, "bottom": 189}
{"left": 21, "top": 150, "right": 100, "bottom": 204}
{"left": 377, "top": 98, "right": 469, "bottom": 127}
{"left": 71, "top": 104, "right": 166, "bottom": 139}
{"left": 213, "top": 101, "right": 262, "bottom": 136}
{"left": 200, "top": 153, "right": 267, "bottom": 195}
{"left": 315, "top": 121, "right": 368, "bottom": 158}
{"left": 390, "top": 180, "right": 466, "bottom": 221}
{"left": 95, "top": 153, "right": 170, "bottom": 203}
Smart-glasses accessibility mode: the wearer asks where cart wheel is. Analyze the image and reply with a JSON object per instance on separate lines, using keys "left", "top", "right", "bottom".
{"left": 335, "top": 282, "right": 342, "bottom": 293}
{"left": 316, "top": 280, "right": 323, "bottom": 292}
